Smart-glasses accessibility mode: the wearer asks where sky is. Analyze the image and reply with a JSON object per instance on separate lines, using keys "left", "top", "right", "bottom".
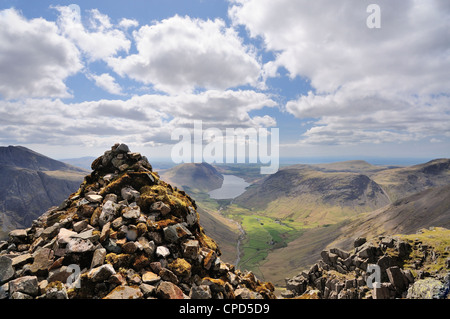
{"left": 0, "top": 0, "right": 449, "bottom": 164}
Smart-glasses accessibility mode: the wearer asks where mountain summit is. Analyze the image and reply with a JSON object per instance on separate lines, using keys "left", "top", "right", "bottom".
{"left": 0, "top": 143, "right": 275, "bottom": 299}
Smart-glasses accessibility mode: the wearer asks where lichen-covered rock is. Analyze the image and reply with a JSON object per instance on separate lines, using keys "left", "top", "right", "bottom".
{"left": 406, "top": 278, "right": 446, "bottom": 299}
{"left": 0, "top": 144, "right": 276, "bottom": 299}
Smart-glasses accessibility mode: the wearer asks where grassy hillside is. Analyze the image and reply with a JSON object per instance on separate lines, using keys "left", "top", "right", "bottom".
{"left": 234, "top": 167, "right": 390, "bottom": 225}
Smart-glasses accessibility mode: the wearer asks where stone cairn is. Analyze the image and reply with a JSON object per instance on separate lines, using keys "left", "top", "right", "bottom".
{"left": 282, "top": 234, "right": 450, "bottom": 299}
{"left": 0, "top": 143, "right": 275, "bottom": 299}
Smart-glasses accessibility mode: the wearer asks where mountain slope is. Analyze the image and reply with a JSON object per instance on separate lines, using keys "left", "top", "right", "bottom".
{"left": 0, "top": 146, "right": 87, "bottom": 239}
{"left": 371, "top": 158, "right": 450, "bottom": 201}
{"left": 234, "top": 166, "right": 391, "bottom": 225}
{"left": 159, "top": 162, "right": 224, "bottom": 193}
{"left": 328, "top": 183, "right": 450, "bottom": 251}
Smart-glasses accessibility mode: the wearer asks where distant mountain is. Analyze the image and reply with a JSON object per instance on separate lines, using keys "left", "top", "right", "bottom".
{"left": 234, "top": 165, "right": 391, "bottom": 225}
{"left": 60, "top": 156, "right": 96, "bottom": 171}
{"left": 159, "top": 162, "right": 224, "bottom": 193}
{"left": 0, "top": 146, "right": 87, "bottom": 239}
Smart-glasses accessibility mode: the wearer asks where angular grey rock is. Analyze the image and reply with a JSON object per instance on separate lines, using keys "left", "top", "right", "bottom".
{"left": 99, "top": 200, "right": 119, "bottom": 227}
{"left": 354, "top": 237, "right": 366, "bottom": 248}
{"left": 57, "top": 228, "right": 78, "bottom": 244}
{"left": 91, "top": 247, "right": 107, "bottom": 268}
{"left": 150, "top": 201, "right": 171, "bottom": 216}
{"left": 89, "top": 264, "right": 116, "bottom": 282}
{"left": 104, "top": 285, "right": 143, "bottom": 299}
{"left": 65, "top": 238, "right": 95, "bottom": 254}
{"left": 29, "top": 247, "right": 54, "bottom": 274}
{"left": 11, "top": 291, "right": 33, "bottom": 299}
{"left": 185, "top": 206, "right": 198, "bottom": 227}
{"left": 235, "top": 288, "right": 263, "bottom": 299}
{"left": 104, "top": 238, "right": 122, "bottom": 254}
{"left": 357, "top": 243, "right": 375, "bottom": 260}
{"left": 156, "top": 246, "right": 170, "bottom": 258}
{"left": 0, "top": 282, "right": 8, "bottom": 299}
{"left": 137, "top": 237, "right": 156, "bottom": 256}
{"left": 163, "top": 223, "right": 192, "bottom": 243}
{"left": 373, "top": 283, "right": 391, "bottom": 299}
{"left": 139, "top": 283, "right": 156, "bottom": 297}
{"left": 182, "top": 240, "right": 200, "bottom": 260}
{"left": 41, "top": 224, "right": 61, "bottom": 239}
{"left": 406, "top": 278, "right": 445, "bottom": 299}
{"left": 0, "top": 256, "right": 14, "bottom": 284}
{"left": 9, "top": 229, "right": 28, "bottom": 241}
{"left": 115, "top": 143, "right": 130, "bottom": 154}
{"left": 321, "top": 250, "right": 338, "bottom": 266}
{"left": 73, "top": 220, "right": 88, "bottom": 233}
{"left": 121, "top": 186, "right": 140, "bottom": 202}
{"left": 8, "top": 275, "right": 39, "bottom": 296}
{"left": 396, "top": 241, "right": 411, "bottom": 258}
{"left": 86, "top": 193, "right": 103, "bottom": 203}
{"left": 189, "top": 284, "right": 212, "bottom": 299}
{"left": 386, "top": 266, "right": 408, "bottom": 293}
{"left": 330, "top": 248, "right": 350, "bottom": 260}
{"left": 286, "top": 277, "right": 307, "bottom": 295}
{"left": 42, "top": 285, "right": 68, "bottom": 299}
{"left": 122, "top": 206, "right": 141, "bottom": 220}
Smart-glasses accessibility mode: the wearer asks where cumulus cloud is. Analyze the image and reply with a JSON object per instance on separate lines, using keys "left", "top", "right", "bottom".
{"left": 87, "top": 73, "right": 124, "bottom": 95}
{"left": 230, "top": 0, "right": 450, "bottom": 145}
{"left": 0, "top": 9, "right": 82, "bottom": 99}
{"left": 107, "top": 15, "right": 263, "bottom": 94}
{"left": 0, "top": 90, "right": 277, "bottom": 148}
{"left": 119, "top": 18, "right": 139, "bottom": 29}
{"left": 55, "top": 6, "right": 131, "bottom": 61}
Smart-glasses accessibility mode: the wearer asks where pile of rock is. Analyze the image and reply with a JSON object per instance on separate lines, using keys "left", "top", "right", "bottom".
{"left": 282, "top": 234, "right": 449, "bottom": 299}
{"left": 0, "top": 143, "right": 275, "bottom": 299}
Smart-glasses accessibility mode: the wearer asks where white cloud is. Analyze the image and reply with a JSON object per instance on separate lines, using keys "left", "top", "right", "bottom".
{"left": 88, "top": 73, "right": 124, "bottom": 95}
{"left": 55, "top": 6, "right": 131, "bottom": 61}
{"left": 107, "top": 15, "right": 263, "bottom": 94}
{"left": 0, "top": 9, "right": 82, "bottom": 99}
{"left": 0, "top": 90, "right": 277, "bottom": 148}
{"left": 119, "top": 18, "right": 139, "bottom": 29}
{"left": 230, "top": 0, "right": 450, "bottom": 145}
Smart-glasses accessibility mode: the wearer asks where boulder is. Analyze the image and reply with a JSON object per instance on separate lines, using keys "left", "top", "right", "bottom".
{"left": 156, "top": 281, "right": 185, "bottom": 299}
{"left": 0, "top": 256, "right": 14, "bottom": 284}
{"left": 406, "top": 278, "right": 445, "bottom": 299}
{"left": 103, "top": 285, "right": 143, "bottom": 299}
{"left": 189, "top": 285, "right": 212, "bottom": 299}
{"left": 88, "top": 264, "right": 116, "bottom": 282}
{"left": 8, "top": 276, "right": 39, "bottom": 296}
{"left": 163, "top": 223, "right": 192, "bottom": 243}
{"left": 386, "top": 266, "right": 408, "bottom": 294}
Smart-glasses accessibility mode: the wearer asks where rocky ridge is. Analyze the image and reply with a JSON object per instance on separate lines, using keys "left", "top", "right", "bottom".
{"left": 0, "top": 143, "right": 275, "bottom": 299}
{"left": 282, "top": 227, "right": 450, "bottom": 299}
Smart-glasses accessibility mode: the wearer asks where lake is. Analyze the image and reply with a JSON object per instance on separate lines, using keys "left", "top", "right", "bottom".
{"left": 208, "top": 175, "right": 250, "bottom": 199}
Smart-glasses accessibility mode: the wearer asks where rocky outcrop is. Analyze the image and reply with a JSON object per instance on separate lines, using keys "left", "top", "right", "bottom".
{"left": 282, "top": 229, "right": 450, "bottom": 299}
{"left": 0, "top": 144, "right": 275, "bottom": 299}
